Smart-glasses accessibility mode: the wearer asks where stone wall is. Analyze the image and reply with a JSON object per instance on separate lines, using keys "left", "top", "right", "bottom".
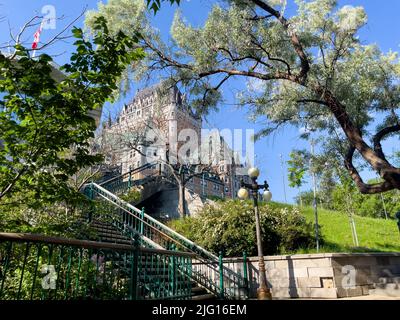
{"left": 224, "top": 253, "right": 400, "bottom": 299}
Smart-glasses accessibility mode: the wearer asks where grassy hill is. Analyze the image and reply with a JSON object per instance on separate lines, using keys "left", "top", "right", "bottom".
{"left": 294, "top": 205, "right": 400, "bottom": 254}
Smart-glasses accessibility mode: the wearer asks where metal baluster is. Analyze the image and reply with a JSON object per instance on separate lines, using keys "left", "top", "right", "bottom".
{"left": 188, "top": 256, "right": 193, "bottom": 300}
{"left": 243, "top": 251, "right": 249, "bottom": 299}
{"left": 17, "top": 242, "right": 31, "bottom": 300}
{"left": 109, "top": 251, "right": 116, "bottom": 299}
{"left": 54, "top": 246, "right": 64, "bottom": 300}
{"left": 140, "top": 208, "right": 144, "bottom": 236}
{"left": 42, "top": 244, "right": 53, "bottom": 300}
{"left": 102, "top": 252, "right": 108, "bottom": 298}
{"left": 130, "top": 235, "right": 139, "bottom": 300}
{"left": 64, "top": 247, "right": 73, "bottom": 299}
{"left": 162, "top": 253, "right": 166, "bottom": 298}
{"left": 219, "top": 251, "right": 224, "bottom": 299}
{"left": 74, "top": 248, "right": 83, "bottom": 299}
{"left": 30, "top": 243, "right": 42, "bottom": 300}
{"left": 0, "top": 242, "right": 13, "bottom": 298}
{"left": 84, "top": 248, "right": 91, "bottom": 299}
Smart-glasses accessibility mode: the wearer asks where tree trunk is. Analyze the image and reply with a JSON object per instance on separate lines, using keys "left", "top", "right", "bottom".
{"left": 178, "top": 182, "right": 186, "bottom": 218}
{"left": 317, "top": 86, "right": 400, "bottom": 193}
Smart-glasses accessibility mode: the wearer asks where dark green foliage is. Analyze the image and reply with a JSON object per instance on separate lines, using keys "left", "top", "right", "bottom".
{"left": 147, "top": 0, "right": 180, "bottom": 14}
{"left": 169, "top": 200, "right": 316, "bottom": 257}
{"left": 287, "top": 150, "right": 309, "bottom": 188}
{"left": 0, "top": 17, "right": 144, "bottom": 208}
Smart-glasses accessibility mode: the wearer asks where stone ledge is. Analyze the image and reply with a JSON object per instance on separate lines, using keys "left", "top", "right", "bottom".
{"left": 310, "top": 288, "right": 338, "bottom": 298}
{"left": 228, "top": 252, "right": 400, "bottom": 263}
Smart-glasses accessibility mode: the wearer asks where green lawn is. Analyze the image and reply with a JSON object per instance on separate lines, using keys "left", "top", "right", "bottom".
{"left": 296, "top": 205, "right": 400, "bottom": 254}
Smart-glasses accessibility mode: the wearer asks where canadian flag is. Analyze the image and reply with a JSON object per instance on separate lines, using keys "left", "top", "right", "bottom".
{"left": 32, "top": 20, "right": 44, "bottom": 50}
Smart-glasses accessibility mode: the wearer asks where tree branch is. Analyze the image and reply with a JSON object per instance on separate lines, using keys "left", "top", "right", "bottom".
{"left": 344, "top": 145, "right": 395, "bottom": 194}
{"left": 250, "top": 0, "right": 310, "bottom": 83}
{"left": 373, "top": 124, "right": 400, "bottom": 161}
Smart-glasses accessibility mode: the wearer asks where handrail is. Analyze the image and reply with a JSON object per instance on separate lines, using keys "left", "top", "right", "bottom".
{"left": 0, "top": 232, "right": 194, "bottom": 300}
{"left": 99, "top": 161, "right": 159, "bottom": 187}
{"left": 0, "top": 232, "right": 196, "bottom": 258}
{"left": 94, "top": 191, "right": 195, "bottom": 252}
{"left": 91, "top": 182, "right": 219, "bottom": 260}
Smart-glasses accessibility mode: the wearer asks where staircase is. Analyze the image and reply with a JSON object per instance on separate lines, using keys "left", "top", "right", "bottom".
{"left": 82, "top": 166, "right": 249, "bottom": 300}
{"left": 85, "top": 219, "right": 216, "bottom": 300}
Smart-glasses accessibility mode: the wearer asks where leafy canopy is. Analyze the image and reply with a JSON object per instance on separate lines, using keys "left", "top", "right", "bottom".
{"left": 0, "top": 17, "right": 144, "bottom": 206}
{"left": 86, "top": 0, "right": 400, "bottom": 194}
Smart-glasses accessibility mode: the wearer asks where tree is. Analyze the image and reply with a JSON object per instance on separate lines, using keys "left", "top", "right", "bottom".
{"left": 161, "top": 159, "right": 221, "bottom": 218}
{"left": 0, "top": 17, "right": 144, "bottom": 206}
{"left": 288, "top": 145, "right": 339, "bottom": 208}
{"left": 87, "top": 0, "right": 400, "bottom": 195}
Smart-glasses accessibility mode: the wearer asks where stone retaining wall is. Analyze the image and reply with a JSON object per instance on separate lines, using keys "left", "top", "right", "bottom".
{"left": 225, "top": 253, "right": 400, "bottom": 299}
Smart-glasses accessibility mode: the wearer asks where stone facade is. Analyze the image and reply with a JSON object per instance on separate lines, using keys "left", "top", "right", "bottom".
{"left": 103, "top": 82, "right": 249, "bottom": 199}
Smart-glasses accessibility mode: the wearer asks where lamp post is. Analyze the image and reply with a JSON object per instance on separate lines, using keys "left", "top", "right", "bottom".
{"left": 238, "top": 167, "right": 272, "bottom": 300}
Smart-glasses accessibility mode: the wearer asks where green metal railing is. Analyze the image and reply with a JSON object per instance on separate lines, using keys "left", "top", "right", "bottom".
{"left": 84, "top": 182, "right": 248, "bottom": 299}
{"left": 0, "top": 233, "right": 194, "bottom": 300}
{"left": 99, "top": 162, "right": 160, "bottom": 195}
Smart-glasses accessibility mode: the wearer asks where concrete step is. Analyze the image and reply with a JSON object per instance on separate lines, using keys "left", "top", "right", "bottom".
{"left": 95, "top": 232, "right": 132, "bottom": 240}
{"left": 191, "top": 293, "right": 216, "bottom": 301}
{"left": 98, "top": 238, "right": 133, "bottom": 245}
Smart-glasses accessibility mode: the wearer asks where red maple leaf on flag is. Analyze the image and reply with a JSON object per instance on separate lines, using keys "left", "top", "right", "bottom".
{"left": 32, "top": 21, "right": 43, "bottom": 50}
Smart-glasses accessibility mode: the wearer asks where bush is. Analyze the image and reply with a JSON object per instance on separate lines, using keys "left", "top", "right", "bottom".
{"left": 168, "top": 200, "right": 317, "bottom": 257}
{"left": 120, "top": 187, "right": 141, "bottom": 204}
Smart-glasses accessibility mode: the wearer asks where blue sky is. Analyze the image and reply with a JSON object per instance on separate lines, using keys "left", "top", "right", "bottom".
{"left": 1, "top": 0, "right": 399, "bottom": 203}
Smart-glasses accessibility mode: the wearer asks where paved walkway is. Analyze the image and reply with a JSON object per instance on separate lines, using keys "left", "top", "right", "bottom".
{"left": 274, "top": 295, "right": 400, "bottom": 300}
{"left": 338, "top": 295, "right": 400, "bottom": 300}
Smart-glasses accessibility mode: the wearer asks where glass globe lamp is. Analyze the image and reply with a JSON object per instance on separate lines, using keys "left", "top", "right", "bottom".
{"left": 248, "top": 167, "right": 260, "bottom": 178}
{"left": 237, "top": 188, "right": 249, "bottom": 199}
{"left": 263, "top": 190, "right": 272, "bottom": 202}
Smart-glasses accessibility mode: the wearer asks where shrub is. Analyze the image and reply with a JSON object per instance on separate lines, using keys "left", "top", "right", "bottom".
{"left": 168, "top": 200, "right": 316, "bottom": 257}
{"left": 120, "top": 187, "right": 141, "bottom": 204}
